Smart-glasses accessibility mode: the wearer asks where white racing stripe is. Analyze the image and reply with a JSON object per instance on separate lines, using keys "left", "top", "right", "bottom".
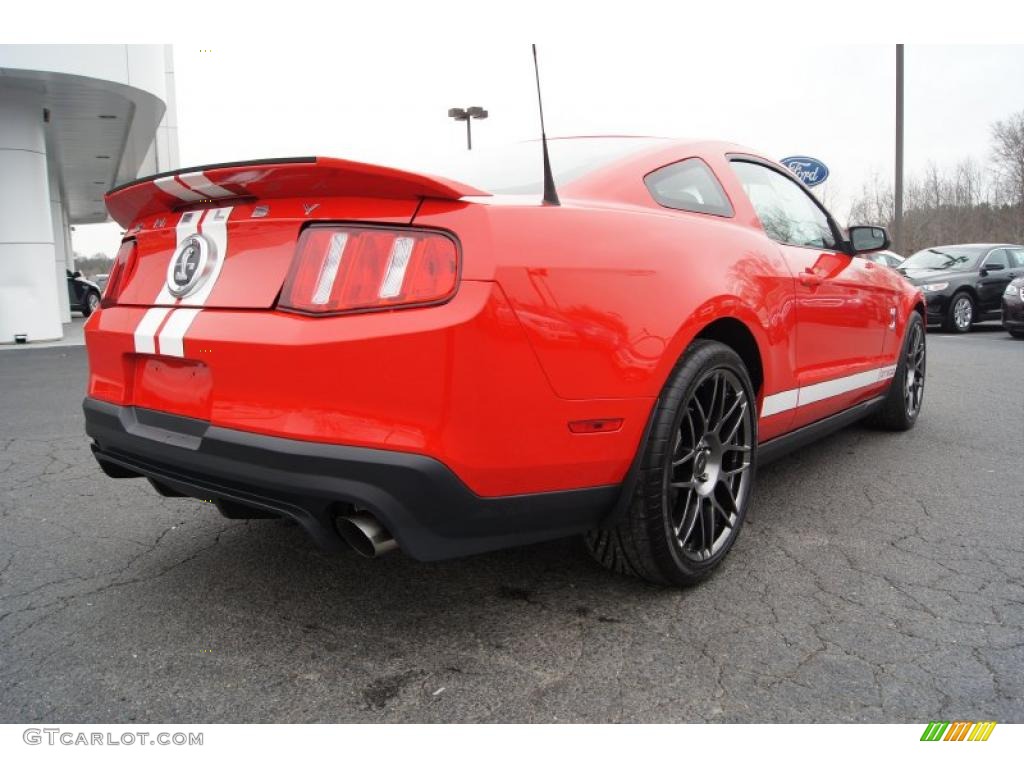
{"left": 133, "top": 308, "right": 173, "bottom": 354}
{"left": 177, "top": 171, "right": 234, "bottom": 199}
{"left": 132, "top": 207, "right": 231, "bottom": 357}
{"left": 761, "top": 363, "right": 897, "bottom": 417}
{"left": 798, "top": 368, "right": 890, "bottom": 407}
{"left": 154, "top": 176, "right": 204, "bottom": 202}
{"left": 761, "top": 389, "right": 799, "bottom": 418}
{"left": 178, "top": 207, "right": 232, "bottom": 307}
{"left": 157, "top": 308, "right": 203, "bottom": 358}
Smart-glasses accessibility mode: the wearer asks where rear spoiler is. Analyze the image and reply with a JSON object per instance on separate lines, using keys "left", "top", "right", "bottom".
{"left": 105, "top": 156, "right": 489, "bottom": 227}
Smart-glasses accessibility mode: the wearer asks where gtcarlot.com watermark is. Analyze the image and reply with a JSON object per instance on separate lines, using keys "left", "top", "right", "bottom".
{"left": 23, "top": 728, "right": 203, "bottom": 747}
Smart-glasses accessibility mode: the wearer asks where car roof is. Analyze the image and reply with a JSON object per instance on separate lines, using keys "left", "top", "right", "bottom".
{"left": 408, "top": 135, "right": 773, "bottom": 204}
{"left": 551, "top": 135, "right": 762, "bottom": 161}
{"left": 545, "top": 136, "right": 771, "bottom": 201}
{"left": 927, "top": 243, "right": 1021, "bottom": 249}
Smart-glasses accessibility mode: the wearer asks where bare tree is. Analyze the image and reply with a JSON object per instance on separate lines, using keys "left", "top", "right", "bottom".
{"left": 991, "top": 110, "right": 1024, "bottom": 208}
{"left": 847, "top": 172, "right": 893, "bottom": 227}
{"left": 845, "top": 108, "right": 1024, "bottom": 254}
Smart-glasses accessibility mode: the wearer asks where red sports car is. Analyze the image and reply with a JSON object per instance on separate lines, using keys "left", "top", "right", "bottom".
{"left": 84, "top": 137, "right": 926, "bottom": 586}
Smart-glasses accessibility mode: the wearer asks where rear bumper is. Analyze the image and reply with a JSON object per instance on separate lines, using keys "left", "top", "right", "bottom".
{"left": 84, "top": 397, "right": 617, "bottom": 560}
{"left": 84, "top": 281, "right": 651, "bottom": 497}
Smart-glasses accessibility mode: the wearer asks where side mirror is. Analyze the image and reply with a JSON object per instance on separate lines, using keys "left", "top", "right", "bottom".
{"left": 72, "top": 271, "right": 83, "bottom": 278}
{"left": 982, "top": 263, "right": 1005, "bottom": 273}
{"left": 848, "top": 225, "right": 890, "bottom": 254}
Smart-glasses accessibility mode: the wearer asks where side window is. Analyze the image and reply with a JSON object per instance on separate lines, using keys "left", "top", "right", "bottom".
{"left": 730, "top": 160, "right": 837, "bottom": 249}
{"left": 644, "top": 158, "right": 734, "bottom": 217}
{"left": 994, "top": 248, "right": 1023, "bottom": 268}
{"left": 983, "top": 249, "right": 1008, "bottom": 268}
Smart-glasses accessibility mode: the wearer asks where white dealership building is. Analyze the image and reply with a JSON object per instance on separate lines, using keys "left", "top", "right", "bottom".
{"left": 0, "top": 44, "right": 179, "bottom": 343}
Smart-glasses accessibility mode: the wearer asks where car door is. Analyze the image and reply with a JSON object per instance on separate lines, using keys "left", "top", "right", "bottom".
{"left": 729, "top": 159, "right": 891, "bottom": 430}
{"left": 978, "top": 248, "right": 1019, "bottom": 311}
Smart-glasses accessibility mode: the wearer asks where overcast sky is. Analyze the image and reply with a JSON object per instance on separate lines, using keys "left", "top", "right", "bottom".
{"left": 73, "top": 42, "right": 1024, "bottom": 257}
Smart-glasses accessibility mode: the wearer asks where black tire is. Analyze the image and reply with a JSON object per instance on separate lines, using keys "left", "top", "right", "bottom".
{"left": 81, "top": 291, "right": 101, "bottom": 318}
{"left": 584, "top": 340, "right": 757, "bottom": 587}
{"left": 867, "top": 311, "right": 926, "bottom": 431}
{"left": 1009, "top": 329, "right": 1024, "bottom": 339}
{"left": 942, "top": 291, "right": 974, "bottom": 333}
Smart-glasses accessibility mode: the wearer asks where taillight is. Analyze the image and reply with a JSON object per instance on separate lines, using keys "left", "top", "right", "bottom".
{"left": 278, "top": 226, "right": 459, "bottom": 314}
{"left": 100, "top": 239, "right": 138, "bottom": 308}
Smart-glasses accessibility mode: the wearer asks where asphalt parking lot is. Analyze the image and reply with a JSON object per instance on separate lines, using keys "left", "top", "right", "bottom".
{"left": 1, "top": 325, "right": 1022, "bottom": 723}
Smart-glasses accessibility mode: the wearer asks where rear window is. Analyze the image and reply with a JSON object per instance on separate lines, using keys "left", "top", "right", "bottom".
{"left": 644, "top": 158, "right": 733, "bottom": 217}
{"left": 413, "top": 137, "right": 672, "bottom": 195}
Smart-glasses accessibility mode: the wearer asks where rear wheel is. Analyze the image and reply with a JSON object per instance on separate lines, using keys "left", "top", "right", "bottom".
{"left": 82, "top": 291, "right": 100, "bottom": 317}
{"left": 868, "top": 311, "right": 926, "bottom": 431}
{"left": 943, "top": 292, "right": 974, "bottom": 333}
{"left": 585, "top": 340, "right": 756, "bottom": 586}
{"left": 1009, "top": 329, "right": 1024, "bottom": 339}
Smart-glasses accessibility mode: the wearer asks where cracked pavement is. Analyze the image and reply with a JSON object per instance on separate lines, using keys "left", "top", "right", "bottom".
{"left": 1, "top": 327, "right": 1022, "bottom": 722}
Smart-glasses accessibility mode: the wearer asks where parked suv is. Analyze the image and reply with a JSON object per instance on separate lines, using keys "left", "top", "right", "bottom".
{"left": 83, "top": 139, "right": 926, "bottom": 586}
{"left": 899, "top": 244, "right": 1024, "bottom": 332}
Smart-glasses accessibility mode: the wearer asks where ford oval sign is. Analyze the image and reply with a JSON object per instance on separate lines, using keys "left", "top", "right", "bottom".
{"left": 781, "top": 156, "right": 829, "bottom": 187}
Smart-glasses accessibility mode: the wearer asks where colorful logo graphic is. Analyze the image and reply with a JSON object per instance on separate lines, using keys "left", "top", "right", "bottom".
{"left": 920, "top": 721, "right": 997, "bottom": 741}
{"left": 166, "top": 233, "right": 216, "bottom": 298}
{"left": 780, "top": 156, "right": 830, "bottom": 187}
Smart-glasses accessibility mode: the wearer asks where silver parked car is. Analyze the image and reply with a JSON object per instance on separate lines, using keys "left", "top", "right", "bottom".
{"left": 865, "top": 250, "right": 904, "bottom": 269}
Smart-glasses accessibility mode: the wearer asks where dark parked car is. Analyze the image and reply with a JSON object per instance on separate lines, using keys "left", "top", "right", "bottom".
{"left": 66, "top": 270, "right": 102, "bottom": 317}
{"left": 899, "top": 244, "right": 1024, "bottom": 332}
{"left": 1004, "top": 276, "right": 1024, "bottom": 339}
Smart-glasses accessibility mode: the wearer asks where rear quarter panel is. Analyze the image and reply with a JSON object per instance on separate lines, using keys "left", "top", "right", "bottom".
{"left": 414, "top": 198, "right": 799, "bottom": 440}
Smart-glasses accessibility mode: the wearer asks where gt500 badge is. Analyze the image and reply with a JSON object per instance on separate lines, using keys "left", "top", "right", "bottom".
{"left": 167, "top": 233, "right": 216, "bottom": 298}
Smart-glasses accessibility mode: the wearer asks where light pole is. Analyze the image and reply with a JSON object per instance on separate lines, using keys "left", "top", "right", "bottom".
{"left": 448, "top": 106, "right": 488, "bottom": 150}
{"left": 894, "top": 44, "right": 904, "bottom": 252}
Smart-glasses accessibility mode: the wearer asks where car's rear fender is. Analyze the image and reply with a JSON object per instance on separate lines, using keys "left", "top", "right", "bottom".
{"left": 414, "top": 198, "right": 795, "bottom": 427}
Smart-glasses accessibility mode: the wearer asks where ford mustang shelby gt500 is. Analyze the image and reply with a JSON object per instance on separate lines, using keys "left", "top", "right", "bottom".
{"left": 84, "top": 137, "right": 926, "bottom": 586}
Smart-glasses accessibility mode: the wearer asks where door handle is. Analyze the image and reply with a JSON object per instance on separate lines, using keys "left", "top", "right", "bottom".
{"left": 799, "top": 271, "right": 823, "bottom": 287}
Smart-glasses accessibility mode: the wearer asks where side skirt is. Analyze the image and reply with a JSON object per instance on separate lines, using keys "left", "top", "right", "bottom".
{"left": 758, "top": 395, "right": 886, "bottom": 465}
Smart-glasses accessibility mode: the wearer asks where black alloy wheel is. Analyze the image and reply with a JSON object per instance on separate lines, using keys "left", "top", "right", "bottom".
{"left": 868, "top": 311, "right": 926, "bottom": 431}
{"left": 585, "top": 340, "right": 756, "bottom": 586}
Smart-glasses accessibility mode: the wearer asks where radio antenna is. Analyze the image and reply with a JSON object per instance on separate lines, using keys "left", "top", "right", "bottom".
{"left": 532, "top": 44, "right": 560, "bottom": 206}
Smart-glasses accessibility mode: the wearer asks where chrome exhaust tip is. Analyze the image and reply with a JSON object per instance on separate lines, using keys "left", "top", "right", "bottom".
{"left": 335, "top": 513, "right": 398, "bottom": 558}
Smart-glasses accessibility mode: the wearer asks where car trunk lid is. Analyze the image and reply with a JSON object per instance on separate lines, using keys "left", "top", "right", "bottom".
{"left": 105, "top": 157, "right": 487, "bottom": 310}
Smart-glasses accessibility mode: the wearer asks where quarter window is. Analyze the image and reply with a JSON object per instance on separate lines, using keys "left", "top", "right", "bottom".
{"left": 644, "top": 158, "right": 734, "bottom": 217}
{"left": 730, "top": 160, "right": 837, "bottom": 249}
